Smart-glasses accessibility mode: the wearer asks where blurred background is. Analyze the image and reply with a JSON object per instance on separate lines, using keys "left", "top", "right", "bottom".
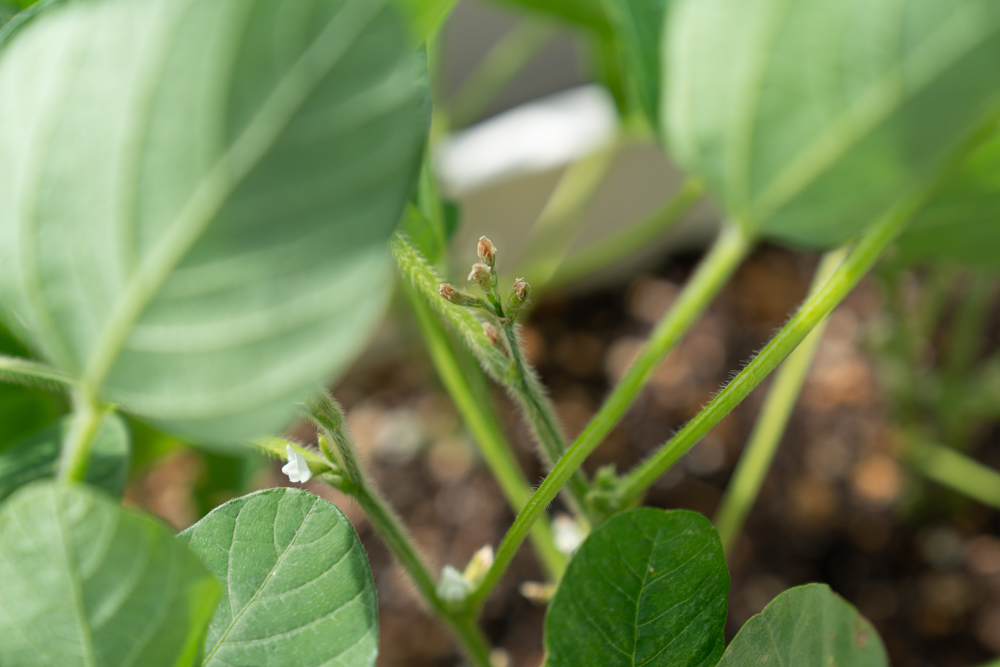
{"left": 86, "top": 1, "right": 1000, "bottom": 664}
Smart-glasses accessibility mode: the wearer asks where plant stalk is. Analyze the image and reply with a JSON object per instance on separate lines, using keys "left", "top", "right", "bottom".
{"left": 57, "top": 391, "right": 107, "bottom": 483}
{"left": 901, "top": 437, "right": 1000, "bottom": 510}
{"left": 714, "top": 248, "right": 847, "bottom": 551}
{"left": 614, "top": 196, "right": 932, "bottom": 506}
{"left": 308, "top": 395, "right": 493, "bottom": 666}
{"left": 403, "top": 282, "right": 566, "bottom": 580}
{"left": 467, "top": 223, "right": 752, "bottom": 610}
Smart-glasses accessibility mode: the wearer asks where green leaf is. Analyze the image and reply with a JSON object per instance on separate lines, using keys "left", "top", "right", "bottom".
{"left": 179, "top": 487, "right": 378, "bottom": 667}
{"left": 0, "top": 2, "right": 17, "bottom": 29}
{"left": 719, "top": 583, "right": 888, "bottom": 667}
{"left": 601, "top": 0, "right": 671, "bottom": 127}
{"left": 0, "top": 412, "right": 129, "bottom": 501}
{"left": 897, "top": 129, "right": 1000, "bottom": 268}
{"left": 488, "top": 0, "right": 611, "bottom": 34}
{"left": 0, "top": 480, "right": 220, "bottom": 667}
{"left": 0, "top": 0, "right": 68, "bottom": 49}
{"left": 0, "top": 0, "right": 429, "bottom": 444}
{"left": 545, "top": 508, "right": 729, "bottom": 667}
{"left": 395, "top": 0, "right": 456, "bottom": 42}
{"left": 665, "top": 0, "right": 1000, "bottom": 248}
{"left": 0, "top": 325, "right": 66, "bottom": 453}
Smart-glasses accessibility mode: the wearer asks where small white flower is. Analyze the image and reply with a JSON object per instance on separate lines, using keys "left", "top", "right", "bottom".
{"left": 281, "top": 445, "right": 312, "bottom": 484}
{"left": 436, "top": 565, "right": 472, "bottom": 604}
{"left": 553, "top": 513, "right": 584, "bottom": 555}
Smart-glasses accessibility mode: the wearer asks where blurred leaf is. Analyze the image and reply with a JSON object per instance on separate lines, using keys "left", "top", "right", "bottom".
{"left": 180, "top": 487, "right": 378, "bottom": 667}
{"left": 897, "top": 129, "right": 1000, "bottom": 268}
{"left": 545, "top": 508, "right": 728, "bottom": 666}
{"left": 0, "top": 0, "right": 69, "bottom": 49}
{"left": 665, "top": 0, "right": 1000, "bottom": 248}
{"left": 0, "top": 0, "right": 428, "bottom": 445}
{"left": 0, "top": 325, "right": 65, "bottom": 454}
{"left": 719, "top": 584, "right": 888, "bottom": 666}
{"left": 0, "top": 480, "right": 220, "bottom": 667}
{"left": 488, "top": 0, "right": 611, "bottom": 34}
{"left": 395, "top": 0, "right": 456, "bottom": 42}
{"left": 0, "top": 412, "right": 129, "bottom": 501}
{"left": 601, "top": 0, "right": 671, "bottom": 128}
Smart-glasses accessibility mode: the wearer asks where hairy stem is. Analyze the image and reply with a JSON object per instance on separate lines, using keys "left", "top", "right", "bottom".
{"left": 404, "top": 282, "right": 566, "bottom": 579}
{"left": 467, "top": 224, "right": 751, "bottom": 610}
{"left": 308, "top": 394, "right": 493, "bottom": 667}
{"left": 714, "top": 248, "right": 847, "bottom": 551}
{"left": 615, "top": 196, "right": 928, "bottom": 506}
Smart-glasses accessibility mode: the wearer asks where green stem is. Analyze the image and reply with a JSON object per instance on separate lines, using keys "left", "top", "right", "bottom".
{"left": 500, "top": 322, "right": 594, "bottom": 524}
{"left": 517, "top": 140, "right": 621, "bottom": 289}
{"left": 548, "top": 178, "right": 705, "bottom": 289}
{"left": 393, "top": 232, "right": 593, "bottom": 521}
{"left": 467, "top": 224, "right": 751, "bottom": 611}
{"left": 902, "top": 437, "right": 1000, "bottom": 510}
{"left": 308, "top": 395, "right": 493, "bottom": 666}
{"left": 714, "top": 248, "right": 847, "bottom": 551}
{"left": 57, "top": 391, "right": 107, "bottom": 483}
{"left": 615, "top": 195, "right": 929, "bottom": 506}
{"left": 0, "top": 353, "right": 74, "bottom": 392}
{"left": 449, "top": 18, "right": 555, "bottom": 129}
{"left": 403, "top": 281, "right": 566, "bottom": 580}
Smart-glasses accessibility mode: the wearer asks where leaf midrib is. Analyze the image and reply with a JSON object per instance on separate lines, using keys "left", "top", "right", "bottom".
{"left": 80, "top": 0, "right": 387, "bottom": 395}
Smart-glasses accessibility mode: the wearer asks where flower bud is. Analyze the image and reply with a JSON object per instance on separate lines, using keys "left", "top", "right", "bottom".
{"left": 463, "top": 545, "right": 494, "bottom": 585}
{"left": 439, "top": 283, "right": 485, "bottom": 308}
{"left": 467, "top": 263, "right": 492, "bottom": 291}
{"left": 436, "top": 565, "right": 472, "bottom": 604}
{"left": 477, "top": 236, "right": 497, "bottom": 267}
{"left": 519, "top": 581, "right": 556, "bottom": 605}
{"left": 506, "top": 277, "right": 530, "bottom": 320}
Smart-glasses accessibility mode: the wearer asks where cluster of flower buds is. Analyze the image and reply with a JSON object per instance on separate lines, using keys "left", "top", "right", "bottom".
{"left": 438, "top": 235, "right": 532, "bottom": 326}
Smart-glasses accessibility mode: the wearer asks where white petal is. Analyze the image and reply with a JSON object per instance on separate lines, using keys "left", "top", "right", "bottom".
{"left": 282, "top": 445, "right": 312, "bottom": 484}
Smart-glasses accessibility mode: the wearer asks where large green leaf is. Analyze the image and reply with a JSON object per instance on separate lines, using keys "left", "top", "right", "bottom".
{"left": 0, "top": 0, "right": 428, "bottom": 444}
{"left": 488, "top": 0, "right": 611, "bottom": 34}
{"left": 395, "top": 0, "right": 456, "bottom": 42}
{"left": 179, "top": 487, "right": 378, "bottom": 666}
{"left": 719, "top": 584, "right": 888, "bottom": 667}
{"left": 665, "top": 0, "right": 1000, "bottom": 248}
{"left": 0, "top": 481, "right": 220, "bottom": 667}
{"left": 897, "top": 128, "right": 1000, "bottom": 268}
{"left": 545, "top": 508, "right": 729, "bottom": 667}
{"left": 0, "top": 412, "right": 129, "bottom": 501}
{"left": 601, "top": 0, "right": 671, "bottom": 127}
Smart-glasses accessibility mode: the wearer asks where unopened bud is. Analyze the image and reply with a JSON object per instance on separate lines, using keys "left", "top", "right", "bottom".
{"left": 477, "top": 236, "right": 497, "bottom": 267}
{"left": 468, "top": 263, "right": 492, "bottom": 291}
{"left": 506, "top": 277, "right": 531, "bottom": 320}
{"left": 439, "top": 283, "right": 485, "bottom": 308}
{"left": 483, "top": 322, "right": 502, "bottom": 349}
{"left": 463, "top": 545, "right": 494, "bottom": 585}
{"left": 437, "top": 565, "right": 472, "bottom": 604}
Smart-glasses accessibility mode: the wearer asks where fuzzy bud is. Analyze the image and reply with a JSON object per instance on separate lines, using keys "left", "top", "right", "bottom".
{"left": 506, "top": 277, "right": 531, "bottom": 320}
{"left": 477, "top": 236, "right": 497, "bottom": 267}
{"left": 439, "top": 283, "right": 485, "bottom": 308}
{"left": 436, "top": 565, "right": 472, "bottom": 604}
{"left": 468, "top": 263, "right": 492, "bottom": 291}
